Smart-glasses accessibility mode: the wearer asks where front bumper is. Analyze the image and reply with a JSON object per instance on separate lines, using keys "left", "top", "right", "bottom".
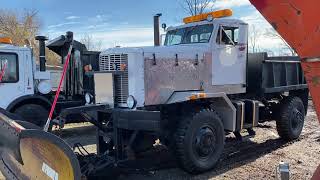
{"left": 112, "top": 109, "right": 161, "bottom": 132}
{"left": 60, "top": 105, "right": 161, "bottom": 132}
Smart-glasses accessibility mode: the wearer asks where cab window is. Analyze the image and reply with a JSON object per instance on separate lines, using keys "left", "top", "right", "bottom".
{"left": 164, "top": 24, "right": 214, "bottom": 46}
{"left": 0, "top": 53, "right": 18, "bottom": 83}
{"left": 216, "top": 26, "right": 239, "bottom": 45}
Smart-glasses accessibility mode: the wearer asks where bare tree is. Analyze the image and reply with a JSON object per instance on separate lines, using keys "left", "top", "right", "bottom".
{"left": 0, "top": 9, "right": 60, "bottom": 65}
{"left": 249, "top": 25, "right": 261, "bottom": 53}
{"left": 80, "top": 34, "right": 102, "bottom": 51}
{"left": 0, "top": 10, "right": 40, "bottom": 47}
{"left": 180, "top": 0, "right": 215, "bottom": 16}
{"left": 264, "top": 28, "right": 296, "bottom": 56}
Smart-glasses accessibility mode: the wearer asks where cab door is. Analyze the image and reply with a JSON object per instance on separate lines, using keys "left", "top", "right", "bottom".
{"left": 0, "top": 51, "right": 25, "bottom": 109}
{"left": 212, "top": 23, "right": 248, "bottom": 85}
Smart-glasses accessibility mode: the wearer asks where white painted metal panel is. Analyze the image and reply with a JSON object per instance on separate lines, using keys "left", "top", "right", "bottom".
{"left": 212, "top": 23, "right": 247, "bottom": 86}
{"left": 94, "top": 73, "right": 114, "bottom": 107}
{"left": 128, "top": 52, "right": 145, "bottom": 108}
{"left": 24, "top": 50, "right": 35, "bottom": 95}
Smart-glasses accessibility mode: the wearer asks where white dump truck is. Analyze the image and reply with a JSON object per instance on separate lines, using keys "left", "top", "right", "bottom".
{"left": 0, "top": 9, "right": 309, "bottom": 179}
{"left": 74, "top": 9, "right": 308, "bottom": 175}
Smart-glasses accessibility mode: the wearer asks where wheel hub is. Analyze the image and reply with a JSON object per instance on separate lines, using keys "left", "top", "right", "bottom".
{"left": 194, "top": 126, "right": 216, "bottom": 157}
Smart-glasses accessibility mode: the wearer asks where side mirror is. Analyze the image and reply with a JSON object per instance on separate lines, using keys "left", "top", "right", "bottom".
{"left": 162, "top": 23, "right": 167, "bottom": 31}
{"left": 160, "top": 34, "right": 166, "bottom": 45}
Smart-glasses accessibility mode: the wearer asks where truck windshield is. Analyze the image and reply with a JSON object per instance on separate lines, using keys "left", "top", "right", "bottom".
{"left": 164, "top": 24, "right": 213, "bottom": 46}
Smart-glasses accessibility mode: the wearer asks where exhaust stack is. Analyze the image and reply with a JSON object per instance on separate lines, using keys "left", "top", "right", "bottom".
{"left": 154, "top": 13, "right": 162, "bottom": 46}
{"left": 35, "top": 36, "right": 48, "bottom": 72}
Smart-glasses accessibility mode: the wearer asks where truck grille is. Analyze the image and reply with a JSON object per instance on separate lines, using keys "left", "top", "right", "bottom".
{"left": 99, "top": 54, "right": 129, "bottom": 107}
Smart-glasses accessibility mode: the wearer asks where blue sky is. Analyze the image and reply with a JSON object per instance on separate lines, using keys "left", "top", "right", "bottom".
{"left": 3, "top": 0, "right": 288, "bottom": 54}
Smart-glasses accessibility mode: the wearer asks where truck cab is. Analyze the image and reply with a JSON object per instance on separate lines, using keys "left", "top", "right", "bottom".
{"left": 0, "top": 34, "right": 96, "bottom": 127}
{"left": 0, "top": 40, "right": 37, "bottom": 109}
{"left": 164, "top": 18, "right": 248, "bottom": 86}
{"left": 95, "top": 10, "right": 248, "bottom": 109}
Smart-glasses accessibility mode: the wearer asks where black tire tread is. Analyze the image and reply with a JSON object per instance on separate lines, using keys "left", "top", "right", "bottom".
{"left": 13, "top": 104, "right": 48, "bottom": 127}
{"left": 174, "top": 108, "right": 225, "bottom": 174}
{"left": 276, "top": 96, "right": 305, "bottom": 141}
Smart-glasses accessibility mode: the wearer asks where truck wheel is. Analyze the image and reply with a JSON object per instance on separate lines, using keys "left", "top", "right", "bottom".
{"left": 13, "top": 104, "right": 49, "bottom": 127}
{"left": 174, "top": 109, "right": 225, "bottom": 174}
{"left": 276, "top": 96, "right": 306, "bottom": 141}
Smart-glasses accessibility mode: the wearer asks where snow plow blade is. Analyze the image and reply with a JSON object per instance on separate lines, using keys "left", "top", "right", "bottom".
{"left": 0, "top": 111, "right": 81, "bottom": 180}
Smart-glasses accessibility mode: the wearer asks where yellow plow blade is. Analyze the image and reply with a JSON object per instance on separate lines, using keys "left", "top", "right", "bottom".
{"left": 0, "top": 111, "right": 81, "bottom": 180}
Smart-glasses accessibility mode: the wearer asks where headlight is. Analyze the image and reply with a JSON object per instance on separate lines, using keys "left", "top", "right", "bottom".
{"left": 38, "top": 80, "right": 52, "bottom": 95}
{"left": 85, "top": 93, "right": 93, "bottom": 104}
{"left": 126, "top": 95, "right": 137, "bottom": 109}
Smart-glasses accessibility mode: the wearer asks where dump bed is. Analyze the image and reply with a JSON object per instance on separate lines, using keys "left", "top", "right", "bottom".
{"left": 247, "top": 52, "right": 307, "bottom": 94}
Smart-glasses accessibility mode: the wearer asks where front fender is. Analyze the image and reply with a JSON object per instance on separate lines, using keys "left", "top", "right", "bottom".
{"left": 6, "top": 95, "right": 52, "bottom": 112}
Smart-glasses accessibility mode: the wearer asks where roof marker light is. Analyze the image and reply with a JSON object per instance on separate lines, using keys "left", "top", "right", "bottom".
{"left": 183, "top": 9, "right": 233, "bottom": 24}
{"left": 0, "top": 37, "right": 13, "bottom": 44}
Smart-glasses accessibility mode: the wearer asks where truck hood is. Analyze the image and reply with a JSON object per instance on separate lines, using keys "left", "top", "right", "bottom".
{"left": 100, "top": 44, "right": 211, "bottom": 57}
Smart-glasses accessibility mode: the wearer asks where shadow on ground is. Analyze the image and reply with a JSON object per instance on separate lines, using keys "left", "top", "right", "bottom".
{"left": 118, "top": 136, "right": 290, "bottom": 179}
{"left": 53, "top": 124, "right": 97, "bottom": 146}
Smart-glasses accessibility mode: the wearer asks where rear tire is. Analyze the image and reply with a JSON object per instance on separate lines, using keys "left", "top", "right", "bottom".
{"left": 174, "top": 109, "right": 225, "bottom": 174}
{"left": 13, "top": 104, "right": 49, "bottom": 127}
{"left": 276, "top": 96, "right": 305, "bottom": 141}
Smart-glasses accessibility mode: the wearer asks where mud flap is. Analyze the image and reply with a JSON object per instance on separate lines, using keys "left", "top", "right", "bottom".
{"left": 0, "top": 112, "right": 81, "bottom": 180}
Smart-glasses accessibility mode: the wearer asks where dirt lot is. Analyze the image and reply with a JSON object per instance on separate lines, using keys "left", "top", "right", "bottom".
{"left": 55, "top": 101, "right": 320, "bottom": 180}
{"left": 1, "top": 101, "right": 319, "bottom": 179}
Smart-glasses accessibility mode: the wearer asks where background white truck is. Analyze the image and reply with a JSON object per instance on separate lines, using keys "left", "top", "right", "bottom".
{"left": 0, "top": 33, "right": 99, "bottom": 127}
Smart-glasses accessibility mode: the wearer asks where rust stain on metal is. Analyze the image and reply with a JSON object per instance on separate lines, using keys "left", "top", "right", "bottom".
{"left": 315, "top": 26, "right": 320, "bottom": 33}
{"left": 287, "top": 1, "right": 301, "bottom": 15}
{"left": 311, "top": 76, "right": 320, "bottom": 86}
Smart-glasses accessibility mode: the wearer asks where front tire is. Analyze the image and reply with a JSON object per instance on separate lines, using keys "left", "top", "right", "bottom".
{"left": 276, "top": 96, "right": 306, "bottom": 141}
{"left": 13, "top": 104, "right": 49, "bottom": 127}
{"left": 174, "top": 109, "right": 225, "bottom": 174}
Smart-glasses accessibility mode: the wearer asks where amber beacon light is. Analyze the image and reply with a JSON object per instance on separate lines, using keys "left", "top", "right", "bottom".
{"left": 0, "top": 37, "right": 13, "bottom": 44}
{"left": 183, "top": 9, "right": 233, "bottom": 24}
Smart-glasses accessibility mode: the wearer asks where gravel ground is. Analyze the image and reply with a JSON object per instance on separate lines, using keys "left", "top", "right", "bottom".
{"left": 58, "top": 101, "right": 320, "bottom": 180}
{"left": 1, "top": 101, "right": 319, "bottom": 179}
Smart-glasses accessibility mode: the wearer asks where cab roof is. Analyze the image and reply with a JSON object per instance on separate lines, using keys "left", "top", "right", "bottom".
{"left": 166, "top": 18, "right": 247, "bottom": 31}
{"left": 0, "top": 43, "right": 30, "bottom": 51}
